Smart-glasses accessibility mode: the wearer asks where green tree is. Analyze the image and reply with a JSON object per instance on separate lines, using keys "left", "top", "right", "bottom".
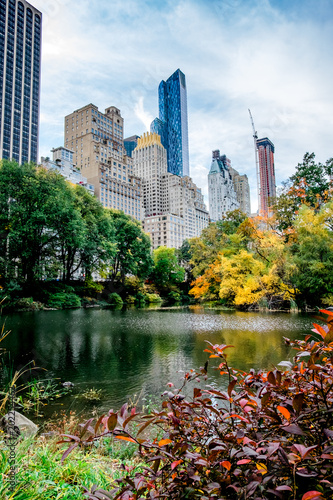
{"left": 152, "top": 246, "right": 185, "bottom": 298}
{"left": 287, "top": 201, "right": 333, "bottom": 308}
{"left": 0, "top": 161, "right": 73, "bottom": 283}
{"left": 216, "top": 208, "right": 248, "bottom": 235}
{"left": 73, "top": 186, "right": 116, "bottom": 280}
{"left": 108, "top": 210, "right": 152, "bottom": 285}
{"left": 274, "top": 153, "right": 333, "bottom": 233}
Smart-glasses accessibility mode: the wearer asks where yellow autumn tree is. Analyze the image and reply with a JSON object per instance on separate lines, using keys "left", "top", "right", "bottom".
{"left": 189, "top": 259, "right": 222, "bottom": 301}
{"left": 218, "top": 250, "right": 295, "bottom": 308}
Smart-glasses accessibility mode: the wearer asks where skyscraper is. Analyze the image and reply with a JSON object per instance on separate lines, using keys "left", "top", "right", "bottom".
{"left": 208, "top": 150, "right": 240, "bottom": 222}
{"left": 0, "top": 0, "right": 42, "bottom": 164}
{"left": 133, "top": 131, "right": 208, "bottom": 249}
{"left": 64, "top": 103, "right": 143, "bottom": 220}
{"left": 150, "top": 69, "right": 189, "bottom": 177}
{"left": 257, "top": 137, "right": 276, "bottom": 216}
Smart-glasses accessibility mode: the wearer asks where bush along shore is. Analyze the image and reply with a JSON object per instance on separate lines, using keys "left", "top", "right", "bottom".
{"left": 0, "top": 278, "right": 166, "bottom": 313}
{"left": 1, "top": 309, "right": 333, "bottom": 499}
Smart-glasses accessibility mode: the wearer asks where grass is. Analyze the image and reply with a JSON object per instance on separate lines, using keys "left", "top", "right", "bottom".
{"left": 0, "top": 425, "right": 142, "bottom": 499}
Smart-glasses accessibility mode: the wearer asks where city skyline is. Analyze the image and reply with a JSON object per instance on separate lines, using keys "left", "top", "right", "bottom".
{"left": 31, "top": 0, "right": 333, "bottom": 211}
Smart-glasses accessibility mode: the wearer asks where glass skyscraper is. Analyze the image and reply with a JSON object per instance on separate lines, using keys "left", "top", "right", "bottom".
{"left": 0, "top": 0, "right": 42, "bottom": 164}
{"left": 151, "top": 69, "right": 189, "bottom": 177}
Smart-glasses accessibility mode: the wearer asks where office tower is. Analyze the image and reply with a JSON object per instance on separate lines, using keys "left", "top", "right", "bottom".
{"left": 0, "top": 0, "right": 42, "bottom": 164}
{"left": 150, "top": 69, "right": 189, "bottom": 177}
{"left": 64, "top": 104, "right": 143, "bottom": 220}
{"left": 208, "top": 150, "right": 239, "bottom": 222}
{"left": 133, "top": 132, "right": 166, "bottom": 218}
{"left": 41, "top": 147, "right": 94, "bottom": 195}
{"left": 257, "top": 137, "right": 276, "bottom": 216}
{"left": 133, "top": 132, "right": 208, "bottom": 249}
{"left": 229, "top": 166, "right": 251, "bottom": 216}
{"left": 123, "top": 134, "right": 140, "bottom": 158}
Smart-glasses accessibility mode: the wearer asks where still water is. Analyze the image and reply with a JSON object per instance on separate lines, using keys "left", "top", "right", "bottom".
{"left": 2, "top": 307, "right": 314, "bottom": 416}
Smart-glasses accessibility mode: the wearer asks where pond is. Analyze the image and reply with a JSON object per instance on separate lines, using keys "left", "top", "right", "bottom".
{"left": 1, "top": 306, "right": 315, "bottom": 417}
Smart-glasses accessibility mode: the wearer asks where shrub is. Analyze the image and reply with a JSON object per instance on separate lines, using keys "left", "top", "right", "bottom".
{"left": 108, "top": 292, "right": 123, "bottom": 307}
{"left": 168, "top": 290, "right": 181, "bottom": 303}
{"left": 144, "top": 292, "right": 162, "bottom": 303}
{"left": 125, "top": 295, "right": 136, "bottom": 304}
{"left": 61, "top": 309, "right": 333, "bottom": 499}
{"left": 83, "top": 279, "right": 103, "bottom": 298}
{"left": 135, "top": 292, "right": 146, "bottom": 304}
{"left": 47, "top": 292, "right": 81, "bottom": 309}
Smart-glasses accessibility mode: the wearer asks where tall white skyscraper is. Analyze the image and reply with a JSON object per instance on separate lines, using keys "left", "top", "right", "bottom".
{"left": 208, "top": 150, "right": 239, "bottom": 221}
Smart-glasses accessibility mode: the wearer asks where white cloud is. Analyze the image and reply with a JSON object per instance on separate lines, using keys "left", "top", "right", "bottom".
{"left": 33, "top": 0, "right": 333, "bottom": 213}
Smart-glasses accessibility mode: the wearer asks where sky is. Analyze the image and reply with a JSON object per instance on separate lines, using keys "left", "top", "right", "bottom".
{"left": 32, "top": 0, "right": 333, "bottom": 212}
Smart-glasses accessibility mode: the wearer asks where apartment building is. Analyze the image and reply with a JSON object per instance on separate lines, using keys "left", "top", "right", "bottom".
{"left": 41, "top": 146, "right": 94, "bottom": 195}
{"left": 64, "top": 104, "right": 142, "bottom": 220}
{"left": 133, "top": 132, "right": 209, "bottom": 249}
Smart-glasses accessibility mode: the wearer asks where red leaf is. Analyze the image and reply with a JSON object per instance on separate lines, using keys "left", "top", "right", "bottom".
{"left": 61, "top": 443, "right": 79, "bottom": 463}
{"left": 158, "top": 438, "right": 172, "bottom": 447}
{"left": 292, "top": 444, "right": 317, "bottom": 459}
{"left": 237, "top": 459, "right": 251, "bottom": 465}
{"left": 281, "top": 424, "right": 305, "bottom": 435}
{"left": 194, "top": 388, "right": 202, "bottom": 399}
{"left": 122, "top": 413, "right": 139, "bottom": 430}
{"left": 312, "top": 323, "right": 328, "bottom": 340}
{"left": 114, "top": 435, "right": 136, "bottom": 444}
{"left": 228, "top": 379, "right": 237, "bottom": 397}
{"left": 137, "top": 418, "right": 154, "bottom": 436}
{"left": 221, "top": 460, "right": 232, "bottom": 470}
{"left": 302, "top": 491, "right": 324, "bottom": 500}
{"left": 94, "top": 414, "right": 105, "bottom": 435}
{"left": 107, "top": 413, "right": 117, "bottom": 432}
{"left": 224, "top": 414, "right": 250, "bottom": 423}
{"left": 171, "top": 460, "right": 182, "bottom": 470}
{"left": 277, "top": 406, "right": 291, "bottom": 421}
{"left": 292, "top": 393, "right": 304, "bottom": 414}
{"left": 267, "top": 371, "right": 276, "bottom": 385}
{"left": 319, "top": 308, "right": 333, "bottom": 317}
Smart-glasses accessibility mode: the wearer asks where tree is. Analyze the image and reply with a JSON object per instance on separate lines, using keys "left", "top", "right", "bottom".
{"left": 73, "top": 186, "right": 116, "bottom": 280}
{"left": 273, "top": 153, "right": 333, "bottom": 234}
{"left": 151, "top": 246, "right": 185, "bottom": 298}
{"left": 108, "top": 210, "right": 152, "bottom": 286}
{"left": 216, "top": 208, "right": 248, "bottom": 235}
{"left": 287, "top": 201, "right": 333, "bottom": 308}
{"left": 0, "top": 161, "right": 73, "bottom": 283}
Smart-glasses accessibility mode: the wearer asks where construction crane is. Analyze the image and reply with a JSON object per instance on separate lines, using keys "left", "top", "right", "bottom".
{"left": 248, "top": 109, "right": 260, "bottom": 215}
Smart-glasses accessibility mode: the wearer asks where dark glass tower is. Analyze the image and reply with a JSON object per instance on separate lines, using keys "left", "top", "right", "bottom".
{"left": 0, "top": 0, "right": 42, "bottom": 164}
{"left": 151, "top": 69, "right": 189, "bottom": 177}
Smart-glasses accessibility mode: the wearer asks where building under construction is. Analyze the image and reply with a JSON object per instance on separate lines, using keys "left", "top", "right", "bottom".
{"left": 248, "top": 110, "right": 276, "bottom": 216}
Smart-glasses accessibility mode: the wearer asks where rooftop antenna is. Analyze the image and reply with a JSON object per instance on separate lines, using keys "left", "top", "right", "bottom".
{"left": 248, "top": 109, "right": 260, "bottom": 215}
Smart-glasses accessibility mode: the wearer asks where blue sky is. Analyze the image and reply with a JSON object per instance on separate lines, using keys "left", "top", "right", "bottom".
{"left": 33, "top": 0, "right": 333, "bottom": 212}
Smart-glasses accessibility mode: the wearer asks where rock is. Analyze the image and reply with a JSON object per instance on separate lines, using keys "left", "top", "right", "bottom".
{"left": 3, "top": 411, "right": 38, "bottom": 438}
{"left": 62, "top": 381, "right": 74, "bottom": 388}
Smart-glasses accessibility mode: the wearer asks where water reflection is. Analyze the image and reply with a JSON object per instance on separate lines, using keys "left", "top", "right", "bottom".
{"left": 2, "top": 308, "right": 313, "bottom": 413}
